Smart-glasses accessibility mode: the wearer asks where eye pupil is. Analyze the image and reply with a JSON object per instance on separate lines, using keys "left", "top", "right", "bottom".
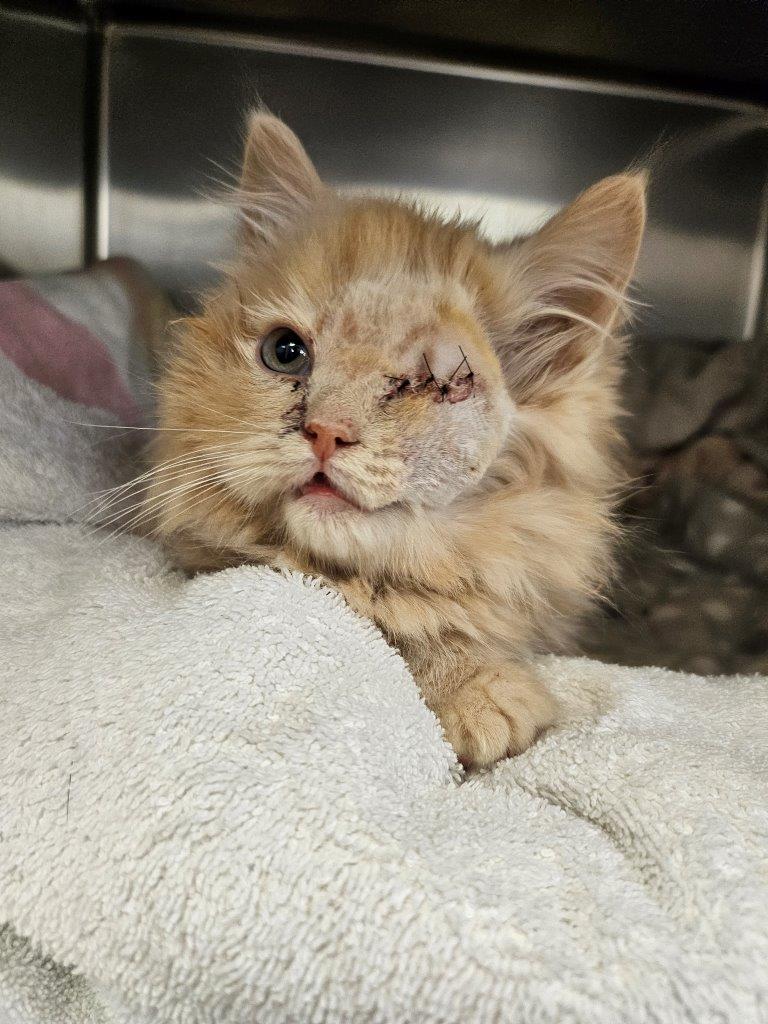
{"left": 275, "top": 334, "right": 302, "bottom": 364}
{"left": 261, "top": 327, "right": 311, "bottom": 375}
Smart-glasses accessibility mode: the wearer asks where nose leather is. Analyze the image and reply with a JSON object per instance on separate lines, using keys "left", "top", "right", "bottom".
{"left": 303, "top": 418, "right": 358, "bottom": 461}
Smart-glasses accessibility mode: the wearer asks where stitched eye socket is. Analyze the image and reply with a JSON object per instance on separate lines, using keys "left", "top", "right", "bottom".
{"left": 383, "top": 377, "right": 412, "bottom": 400}
{"left": 260, "top": 328, "right": 312, "bottom": 376}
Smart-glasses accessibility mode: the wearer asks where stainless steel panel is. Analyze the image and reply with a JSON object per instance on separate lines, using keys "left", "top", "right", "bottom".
{"left": 0, "top": 10, "right": 86, "bottom": 274}
{"left": 104, "top": 0, "right": 768, "bottom": 103}
{"left": 104, "top": 25, "right": 768, "bottom": 342}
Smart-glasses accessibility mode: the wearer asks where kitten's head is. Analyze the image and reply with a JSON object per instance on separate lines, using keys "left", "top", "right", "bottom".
{"left": 151, "top": 112, "right": 645, "bottom": 570}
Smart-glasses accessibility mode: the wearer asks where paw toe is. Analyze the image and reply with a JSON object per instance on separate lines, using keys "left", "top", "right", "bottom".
{"left": 437, "top": 668, "right": 557, "bottom": 769}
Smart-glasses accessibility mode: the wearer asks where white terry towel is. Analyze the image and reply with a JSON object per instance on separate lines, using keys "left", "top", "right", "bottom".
{"left": 0, "top": 276, "right": 767, "bottom": 1023}
{"left": 2, "top": 528, "right": 767, "bottom": 1024}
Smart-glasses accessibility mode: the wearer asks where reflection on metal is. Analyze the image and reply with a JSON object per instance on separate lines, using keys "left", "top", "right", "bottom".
{"left": 342, "top": 185, "right": 560, "bottom": 240}
{"left": 745, "top": 173, "right": 768, "bottom": 340}
{"left": 0, "top": 10, "right": 86, "bottom": 274}
{"left": 102, "top": 25, "right": 768, "bottom": 342}
{"left": 3, "top": 16, "right": 766, "bottom": 343}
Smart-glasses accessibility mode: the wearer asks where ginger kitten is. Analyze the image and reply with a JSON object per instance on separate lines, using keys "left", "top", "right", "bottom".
{"left": 144, "top": 112, "right": 646, "bottom": 768}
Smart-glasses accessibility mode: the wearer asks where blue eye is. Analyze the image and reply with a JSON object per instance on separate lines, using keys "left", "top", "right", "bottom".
{"left": 260, "top": 328, "right": 312, "bottom": 375}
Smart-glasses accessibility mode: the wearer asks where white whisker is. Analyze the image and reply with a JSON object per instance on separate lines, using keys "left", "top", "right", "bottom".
{"left": 94, "top": 459, "right": 238, "bottom": 532}
{"left": 65, "top": 421, "right": 258, "bottom": 436}
{"left": 86, "top": 441, "right": 242, "bottom": 500}
{"left": 97, "top": 452, "right": 259, "bottom": 537}
{"left": 80, "top": 443, "right": 245, "bottom": 521}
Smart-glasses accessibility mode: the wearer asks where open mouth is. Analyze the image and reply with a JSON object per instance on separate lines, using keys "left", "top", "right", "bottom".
{"left": 299, "top": 472, "right": 359, "bottom": 509}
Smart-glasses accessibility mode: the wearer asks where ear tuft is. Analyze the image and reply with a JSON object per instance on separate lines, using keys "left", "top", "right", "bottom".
{"left": 520, "top": 173, "right": 647, "bottom": 330}
{"left": 237, "top": 110, "right": 325, "bottom": 248}
{"left": 495, "top": 173, "right": 647, "bottom": 396}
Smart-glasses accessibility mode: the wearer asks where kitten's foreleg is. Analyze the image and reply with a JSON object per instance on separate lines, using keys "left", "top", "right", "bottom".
{"left": 430, "top": 663, "right": 558, "bottom": 769}
{"left": 328, "top": 577, "right": 558, "bottom": 769}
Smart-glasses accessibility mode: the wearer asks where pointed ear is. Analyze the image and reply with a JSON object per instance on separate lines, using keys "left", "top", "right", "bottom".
{"left": 236, "top": 110, "right": 326, "bottom": 248}
{"left": 496, "top": 173, "right": 646, "bottom": 394}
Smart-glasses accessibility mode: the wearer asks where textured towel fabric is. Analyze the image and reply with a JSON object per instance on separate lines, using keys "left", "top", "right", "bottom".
{"left": 1, "top": 275, "right": 767, "bottom": 1024}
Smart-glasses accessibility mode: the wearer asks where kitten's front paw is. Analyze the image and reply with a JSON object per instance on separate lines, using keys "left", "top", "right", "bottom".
{"left": 436, "top": 665, "right": 557, "bottom": 769}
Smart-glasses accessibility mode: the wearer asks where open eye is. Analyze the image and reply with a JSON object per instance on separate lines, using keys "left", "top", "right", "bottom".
{"left": 260, "top": 328, "right": 312, "bottom": 376}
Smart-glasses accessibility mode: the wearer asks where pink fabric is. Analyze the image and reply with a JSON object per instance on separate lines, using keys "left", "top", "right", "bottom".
{"left": 0, "top": 280, "right": 140, "bottom": 425}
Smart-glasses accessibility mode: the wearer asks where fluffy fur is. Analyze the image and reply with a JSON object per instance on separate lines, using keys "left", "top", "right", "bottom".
{"left": 141, "top": 112, "right": 646, "bottom": 767}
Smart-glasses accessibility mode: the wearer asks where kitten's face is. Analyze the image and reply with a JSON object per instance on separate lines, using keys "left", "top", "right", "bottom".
{"left": 152, "top": 113, "right": 645, "bottom": 569}
{"left": 170, "top": 213, "right": 515, "bottom": 562}
{"left": 258, "top": 288, "right": 511, "bottom": 516}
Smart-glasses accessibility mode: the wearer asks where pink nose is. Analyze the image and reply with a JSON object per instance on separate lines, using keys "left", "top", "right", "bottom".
{"left": 303, "top": 419, "right": 359, "bottom": 462}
